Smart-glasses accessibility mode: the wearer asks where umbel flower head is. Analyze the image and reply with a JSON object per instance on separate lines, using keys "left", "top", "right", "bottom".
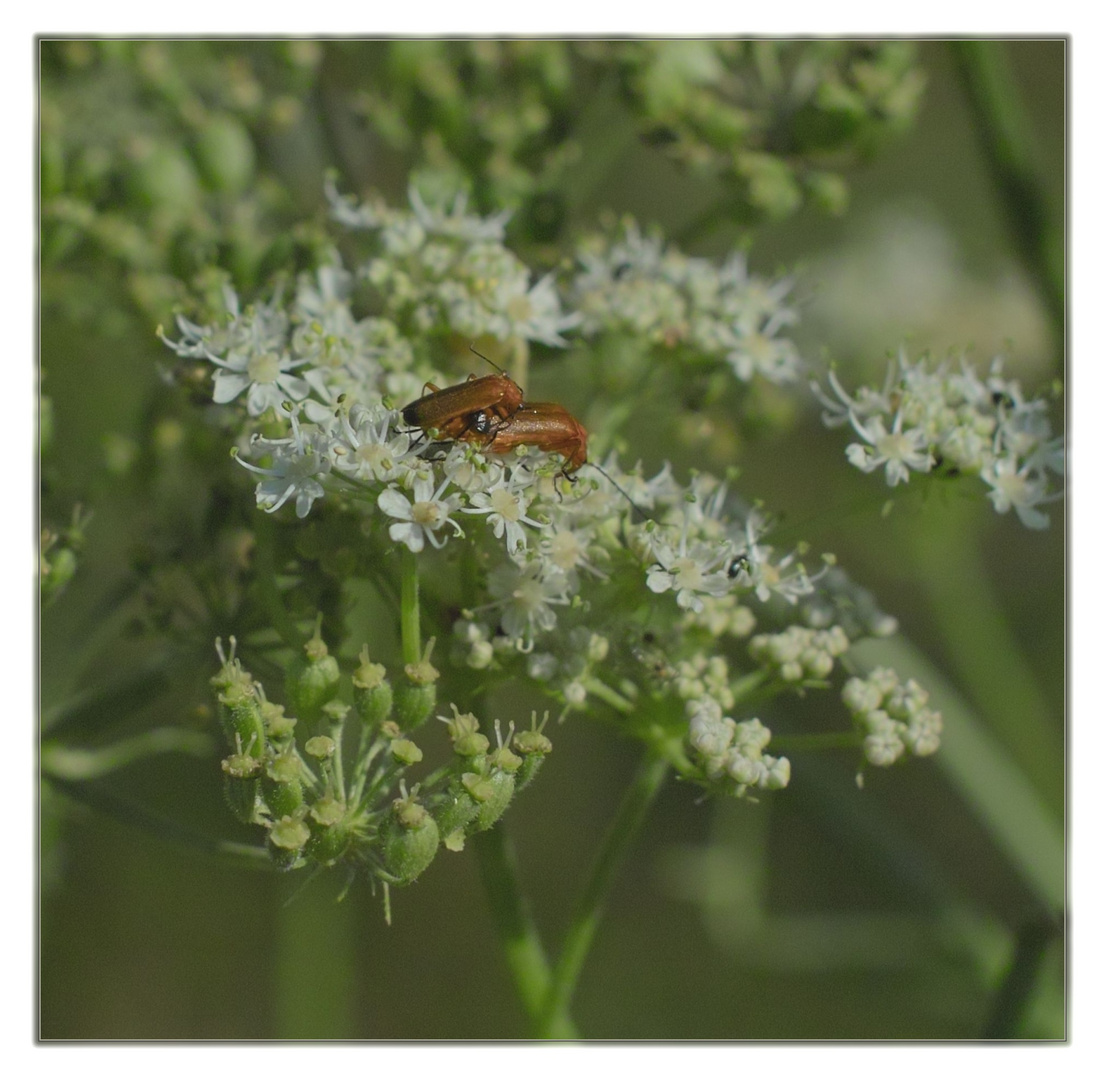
{"left": 813, "top": 349, "right": 1063, "bottom": 528}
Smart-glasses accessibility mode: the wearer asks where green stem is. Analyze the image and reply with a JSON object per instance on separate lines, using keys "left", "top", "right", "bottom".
{"left": 582, "top": 677, "right": 636, "bottom": 714}
{"left": 472, "top": 826, "right": 578, "bottom": 1038}
{"left": 909, "top": 504, "right": 1062, "bottom": 816}
{"left": 399, "top": 547, "right": 421, "bottom": 668}
{"left": 981, "top": 914, "right": 1061, "bottom": 1038}
{"left": 41, "top": 728, "right": 213, "bottom": 780}
{"left": 253, "top": 518, "right": 308, "bottom": 650}
{"left": 537, "top": 748, "right": 670, "bottom": 1038}
{"left": 949, "top": 41, "right": 1064, "bottom": 345}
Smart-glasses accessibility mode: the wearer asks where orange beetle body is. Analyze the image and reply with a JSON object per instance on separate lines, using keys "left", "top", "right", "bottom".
{"left": 468, "top": 401, "right": 588, "bottom": 473}
{"left": 401, "top": 373, "right": 523, "bottom": 440}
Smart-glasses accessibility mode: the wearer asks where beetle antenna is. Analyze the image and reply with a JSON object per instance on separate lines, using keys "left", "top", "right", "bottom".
{"left": 468, "top": 343, "right": 514, "bottom": 381}
{"left": 584, "top": 461, "right": 653, "bottom": 524}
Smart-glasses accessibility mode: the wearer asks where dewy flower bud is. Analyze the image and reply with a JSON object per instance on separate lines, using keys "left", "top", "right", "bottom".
{"left": 395, "top": 639, "right": 440, "bottom": 732}
{"left": 353, "top": 645, "right": 393, "bottom": 730}
{"left": 383, "top": 791, "right": 440, "bottom": 884}
{"left": 285, "top": 623, "right": 341, "bottom": 725}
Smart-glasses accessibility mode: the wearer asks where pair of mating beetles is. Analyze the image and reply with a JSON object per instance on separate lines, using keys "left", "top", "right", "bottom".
{"left": 400, "top": 355, "right": 588, "bottom": 473}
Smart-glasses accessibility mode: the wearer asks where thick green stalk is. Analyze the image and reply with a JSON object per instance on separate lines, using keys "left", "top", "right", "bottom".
{"left": 537, "top": 748, "right": 670, "bottom": 1037}
{"left": 908, "top": 505, "right": 1062, "bottom": 816}
{"left": 399, "top": 547, "right": 421, "bottom": 668}
{"left": 950, "top": 40, "right": 1064, "bottom": 344}
{"left": 472, "top": 826, "right": 578, "bottom": 1039}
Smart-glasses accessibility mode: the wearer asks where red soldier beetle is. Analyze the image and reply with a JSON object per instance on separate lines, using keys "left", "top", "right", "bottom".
{"left": 400, "top": 348, "right": 523, "bottom": 441}
{"left": 464, "top": 402, "right": 651, "bottom": 522}
{"left": 470, "top": 401, "right": 589, "bottom": 473}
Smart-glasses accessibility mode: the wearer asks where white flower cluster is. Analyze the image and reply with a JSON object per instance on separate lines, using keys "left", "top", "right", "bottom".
{"left": 687, "top": 698, "right": 791, "bottom": 796}
{"left": 748, "top": 624, "right": 851, "bottom": 683}
{"left": 571, "top": 218, "right": 802, "bottom": 384}
{"left": 327, "top": 181, "right": 581, "bottom": 347}
{"left": 813, "top": 349, "right": 1063, "bottom": 528}
{"left": 162, "top": 189, "right": 857, "bottom": 796}
{"left": 841, "top": 667, "right": 943, "bottom": 767}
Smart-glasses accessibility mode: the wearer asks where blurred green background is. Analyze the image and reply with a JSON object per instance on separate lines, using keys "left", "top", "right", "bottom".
{"left": 39, "top": 39, "right": 1064, "bottom": 1039}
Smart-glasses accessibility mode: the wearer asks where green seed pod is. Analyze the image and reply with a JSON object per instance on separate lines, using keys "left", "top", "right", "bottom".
{"left": 194, "top": 115, "right": 256, "bottom": 195}
{"left": 434, "top": 786, "right": 480, "bottom": 843}
{"left": 394, "top": 639, "right": 440, "bottom": 732}
{"left": 514, "top": 753, "right": 546, "bottom": 792}
{"left": 382, "top": 796, "right": 440, "bottom": 885}
{"left": 353, "top": 647, "right": 393, "bottom": 730}
{"left": 395, "top": 680, "right": 436, "bottom": 732}
{"left": 470, "top": 770, "right": 516, "bottom": 833}
{"left": 262, "top": 751, "right": 304, "bottom": 818}
{"left": 513, "top": 713, "right": 552, "bottom": 792}
{"left": 285, "top": 625, "right": 341, "bottom": 725}
{"left": 217, "top": 680, "right": 266, "bottom": 758}
{"left": 222, "top": 773, "right": 262, "bottom": 825}
{"left": 305, "top": 817, "right": 353, "bottom": 866}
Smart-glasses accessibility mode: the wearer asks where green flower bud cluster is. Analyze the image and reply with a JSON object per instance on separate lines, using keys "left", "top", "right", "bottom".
{"left": 41, "top": 39, "right": 326, "bottom": 323}
{"left": 210, "top": 630, "right": 549, "bottom": 896}
{"left": 607, "top": 40, "right": 925, "bottom": 223}
{"left": 841, "top": 667, "right": 943, "bottom": 767}
{"left": 433, "top": 706, "right": 551, "bottom": 852}
{"left": 352, "top": 40, "right": 578, "bottom": 222}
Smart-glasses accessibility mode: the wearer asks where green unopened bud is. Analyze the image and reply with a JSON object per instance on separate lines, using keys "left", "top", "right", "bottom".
{"left": 440, "top": 703, "right": 490, "bottom": 757}
{"left": 395, "top": 639, "right": 439, "bottom": 732}
{"left": 268, "top": 815, "right": 309, "bottom": 870}
{"left": 382, "top": 792, "right": 440, "bottom": 884}
{"left": 263, "top": 751, "right": 304, "bottom": 817}
{"left": 261, "top": 701, "right": 297, "bottom": 743}
{"left": 305, "top": 735, "right": 336, "bottom": 760}
{"left": 285, "top": 621, "right": 341, "bottom": 725}
{"left": 222, "top": 751, "right": 263, "bottom": 780}
{"left": 353, "top": 646, "right": 393, "bottom": 729}
{"left": 310, "top": 796, "right": 345, "bottom": 827}
{"left": 391, "top": 739, "right": 423, "bottom": 766}
{"left": 488, "top": 721, "right": 522, "bottom": 773}
{"left": 269, "top": 815, "right": 310, "bottom": 851}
